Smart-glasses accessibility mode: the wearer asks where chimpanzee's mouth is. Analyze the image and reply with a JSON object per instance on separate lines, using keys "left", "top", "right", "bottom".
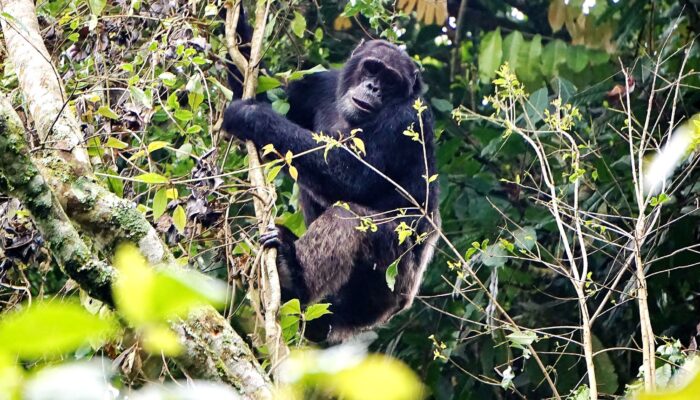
{"left": 352, "top": 97, "right": 375, "bottom": 113}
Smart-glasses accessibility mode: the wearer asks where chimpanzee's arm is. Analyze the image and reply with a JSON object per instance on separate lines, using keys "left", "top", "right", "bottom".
{"left": 223, "top": 99, "right": 385, "bottom": 195}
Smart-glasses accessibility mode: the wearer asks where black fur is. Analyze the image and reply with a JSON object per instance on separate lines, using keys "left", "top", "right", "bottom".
{"left": 224, "top": 39, "right": 440, "bottom": 342}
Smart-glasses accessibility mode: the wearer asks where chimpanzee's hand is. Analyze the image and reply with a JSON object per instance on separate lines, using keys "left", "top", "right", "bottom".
{"left": 222, "top": 99, "right": 272, "bottom": 142}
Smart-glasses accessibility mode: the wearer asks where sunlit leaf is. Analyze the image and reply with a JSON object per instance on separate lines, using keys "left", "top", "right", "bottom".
{"left": 640, "top": 368, "right": 700, "bottom": 399}
{"left": 147, "top": 141, "right": 169, "bottom": 153}
{"left": 281, "top": 299, "right": 301, "bottom": 316}
{"left": 97, "top": 105, "right": 119, "bottom": 120}
{"left": 385, "top": 259, "right": 400, "bottom": 291}
{"left": 105, "top": 137, "right": 128, "bottom": 150}
{"left": 129, "top": 86, "right": 152, "bottom": 109}
{"left": 88, "top": 0, "right": 106, "bottom": 16}
{"left": 135, "top": 173, "right": 169, "bottom": 184}
{"left": 173, "top": 205, "right": 186, "bottom": 233}
{"left": 173, "top": 109, "right": 194, "bottom": 121}
{"left": 152, "top": 188, "right": 167, "bottom": 220}
{"left": 352, "top": 137, "right": 366, "bottom": 156}
{"left": 304, "top": 303, "right": 332, "bottom": 321}
{"left": 334, "top": 354, "right": 424, "bottom": 400}
{"left": 291, "top": 11, "right": 306, "bottom": 38}
{"left": 0, "top": 302, "right": 116, "bottom": 359}
{"left": 142, "top": 325, "right": 182, "bottom": 356}
{"left": 257, "top": 76, "right": 282, "bottom": 94}
{"left": 288, "top": 165, "right": 299, "bottom": 181}
{"left": 112, "top": 244, "right": 227, "bottom": 325}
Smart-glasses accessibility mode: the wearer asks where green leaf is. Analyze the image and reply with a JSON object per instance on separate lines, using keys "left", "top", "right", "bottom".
{"left": 507, "top": 330, "right": 538, "bottom": 348}
{"left": 188, "top": 91, "right": 204, "bottom": 110}
{"left": 550, "top": 76, "right": 577, "bottom": 104}
{"left": 152, "top": 188, "right": 167, "bottom": 220}
{"left": 588, "top": 50, "right": 610, "bottom": 66}
{"left": 566, "top": 45, "right": 589, "bottom": 73}
{"left": 142, "top": 325, "right": 181, "bottom": 356}
{"left": 129, "top": 86, "right": 152, "bottom": 109}
{"left": 502, "top": 30, "right": 525, "bottom": 72}
{"left": 519, "top": 35, "right": 542, "bottom": 82}
{"left": 304, "top": 303, "right": 332, "bottom": 321}
{"left": 525, "top": 87, "right": 548, "bottom": 125}
{"left": 186, "top": 125, "right": 202, "bottom": 134}
{"left": 280, "top": 211, "right": 307, "bottom": 237}
{"left": 88, "top": 0, "right": 106, "bottom": 15}
{"left": 280, "top": 299, "right": 301, "bottom": 316}
{"left": 482, "top": 244, "right": 507, "bottom": 267}
{"left": 286, "top": 65, "right": 327, "bottom": 81}
{"left": 147, "top": 141, "right": 169, "bottom": 153}
{"left": 173, "top": 205, "right": 186, "bottom": 233}
{"left": 159, "top": 72, "right": 178, "bottom": 87}
{"left": 257, "top": 76, "right": 282, "bottom": 94}
{"left": 512, "top": 227, "right": 537, "bottom": 251}
{"left": 97, "top": 105, "right": 119, "bottom": 120}
{"left": 105, "top": 137, "right": 128, "bottom": 149}
{"left": 266, "top": 164, "right": 283, "bottom": 183}
{"left": 431, "top": 98, "right": 453, "bottom": 113}
{"left": 541, "top": 39, "right": 567, "bottom": 77}
{"left": 291, "top": 11, "right": 307, "bottom": 38}
{"left": 385, "top": 258, "right": 400, "bottom": 291}
{"left": 173, "top": 109, "right": 194, "bottom": 121}
{"left": 478, "top": 29, "right": 503, "bottom": 84}
{"left": 0, "top": 301, "right": 116, "bottom": 359}
{"left": 113, "top": 244, "right": 227, "bottom": 325}
{"left": 135, "top": 172, "right": 169, "bottom": 184}
{"left": 272, "top": 99, "right": 290, "bottom": 115}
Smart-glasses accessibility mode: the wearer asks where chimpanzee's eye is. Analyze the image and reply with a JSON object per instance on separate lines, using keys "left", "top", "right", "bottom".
{"left": 363, "top": 59, "right": 383, "bottom": 75}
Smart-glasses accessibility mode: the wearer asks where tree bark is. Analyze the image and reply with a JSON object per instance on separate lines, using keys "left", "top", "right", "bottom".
{"left": 225, "top": 0, "right": 288, "bottom": 376}
{"left": 0, "top": 0, "right": 272, "bottom": 396}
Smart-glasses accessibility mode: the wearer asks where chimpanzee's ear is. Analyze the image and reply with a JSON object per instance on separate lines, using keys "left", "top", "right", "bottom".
{"left": 411, "top": 69, "right": 425, "bottom": 95}
{"left": 351, "top": 39, "right": 367, "bottom": 57}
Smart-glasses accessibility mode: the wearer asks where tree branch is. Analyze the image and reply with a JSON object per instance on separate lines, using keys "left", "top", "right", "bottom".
{"left": 225, "top": 0, "right": 289, "bottom": 377}
{"left": 0, "top": 0, "right": 273, "bottom": 396}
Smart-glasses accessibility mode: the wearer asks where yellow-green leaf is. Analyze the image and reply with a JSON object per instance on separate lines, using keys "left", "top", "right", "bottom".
{"left": 385, "top": 259, "right": 400, "bottom": 291}
{"left": 173, "top": 205, "right": 186, "bottom": 233}
{"left": 135, "top": 173, "right": 169, "bottom": 184}
{"left": 165, "top": 188, "right": 178, "bottom": 199}
{"left": 147, "top": 141, "right": 169, "bottom": 153}
{"left": 97, "top": 105, "right": 119, "bottom": 120}
{"left": 291, "top": 11, "right": 306, "bottom": 38}
{"left": 304, "top": 303, "right": 332, "bottom": 321}
{"left": 289, "top": 165, "right": 299, "bottom": 181}
{"left": 152, "top": 188, "right": 167, "bottom": 220}
{"left": 281, "top": 299, "right": 301, "bottom": 316}
{"left": 105, "top": 137, "right": 128, "bottom": 149}
{"left": 142, "top": 325, "right": 182, "bottom": 356}
{"left": 334, "top": 354, "right": 423, "bottom": 400}
{"left": 266, "top": 165, "right": 283, "bottom": 183}
{"left": 262, "top": 143, "right": 276, "bottom": 156}
{"left": 129, "top": 150, "right": 145, "bottom": 161}
{"left": 0, "top": 302, "right": 117, "bottom": 359}
{"left": 352, "top": 137, "right": 366, "bottom": 156}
